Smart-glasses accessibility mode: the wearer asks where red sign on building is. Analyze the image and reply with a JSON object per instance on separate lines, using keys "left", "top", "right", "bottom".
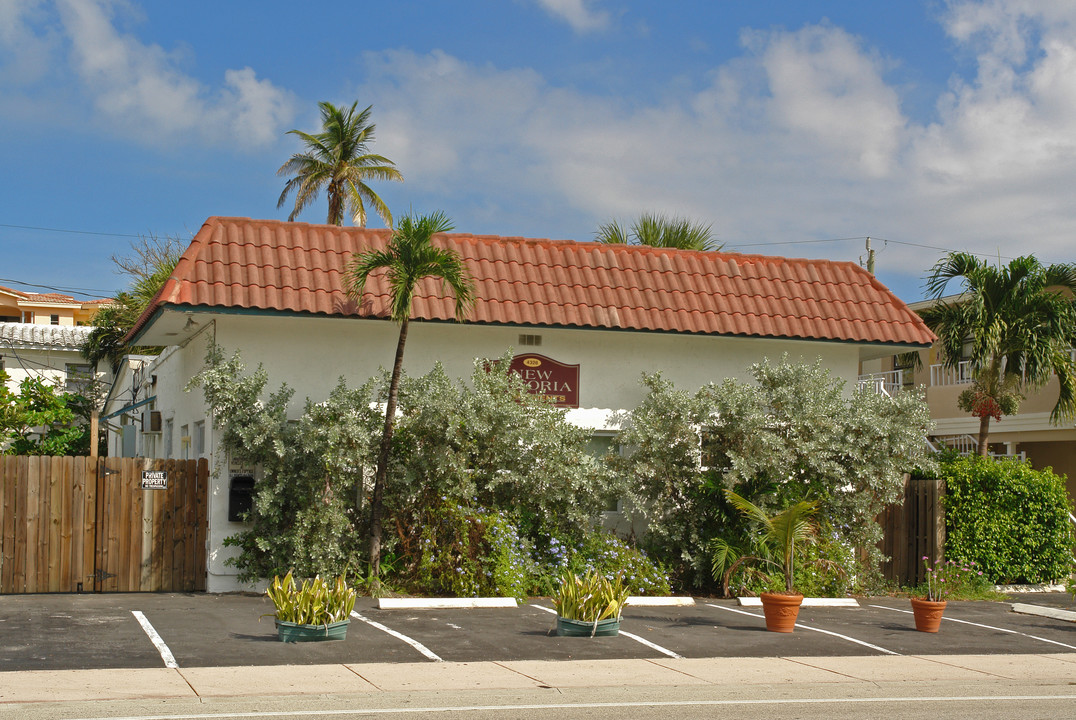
{"left": 508, "top": 353, "right": 580, "bottom": 408}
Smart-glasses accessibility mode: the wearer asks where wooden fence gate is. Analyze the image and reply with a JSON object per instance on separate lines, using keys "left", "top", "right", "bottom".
{"left": 0, "top": 456, "right": 208, "bottom": 594}
{"left": 878, "top": 474, "right": 945, "bottom": 587}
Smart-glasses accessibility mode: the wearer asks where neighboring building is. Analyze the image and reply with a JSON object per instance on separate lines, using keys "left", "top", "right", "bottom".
{"left": 0, "top": 285, "right": 110, "bottom": 326}
{"left": 859, "top": 297, "right": 1076, "bottom": 499}
{"left": 0, "top": 322, "right": 106, "bottom": 396}
{"left": 119, "top": 216, "right": 935, "bottom": 591}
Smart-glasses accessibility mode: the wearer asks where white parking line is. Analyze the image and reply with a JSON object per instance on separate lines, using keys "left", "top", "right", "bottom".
{"left": 350, "top": 611, "right": 443, "bottom": 662}
{"left": 869, "top": 604, "right": 1076, "bottom": 650}
{"left": 131, "top": 611, "right": 179, "bottom": 669}
{"left": 705, "top": 603, "right": 900, "bottom": 656}
{"left": 528, "top": 604, "right": 684, "bottom": 658}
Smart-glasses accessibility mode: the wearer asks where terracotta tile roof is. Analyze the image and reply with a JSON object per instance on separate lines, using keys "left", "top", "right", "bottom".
{"left": 22, "top": 292, "right": 78, "bottom": 304}
{"left": 132, "top": 216, "right": 935, "bottom": 347}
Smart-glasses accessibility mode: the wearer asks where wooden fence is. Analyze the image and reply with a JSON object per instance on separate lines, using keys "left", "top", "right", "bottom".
{"left": 0, "top": 456, "right": 208, "bottom": 594}
{"left": 878, "top": 474, "right": 945, "bottom": 587}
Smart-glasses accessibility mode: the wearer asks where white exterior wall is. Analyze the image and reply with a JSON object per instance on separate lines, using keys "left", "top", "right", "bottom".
{"left": 147, "top": 312, "right": 866, "bottom": 592}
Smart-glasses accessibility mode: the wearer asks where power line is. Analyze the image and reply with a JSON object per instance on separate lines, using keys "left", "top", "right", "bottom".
{"left": 0, "top": 277, "right": 116, "bottom": 297}
{"left": 0, "top": 222, "right": 144, "bottom": 240}
{"left": 735, "top": 235, "right": 1014, "bottom": 261}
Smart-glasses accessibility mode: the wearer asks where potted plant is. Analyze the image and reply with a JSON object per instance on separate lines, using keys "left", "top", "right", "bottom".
{"left": 911, "top": 555, "right": 964, "bottom": 632}
{"left": 265, "top": 570, "right": 357, "bottom": 642}
{"left": 552, "top": 570, "right": 630, "bottom": 637}
{"left": 712, "top": 490, "right": 820, "bottom": 633}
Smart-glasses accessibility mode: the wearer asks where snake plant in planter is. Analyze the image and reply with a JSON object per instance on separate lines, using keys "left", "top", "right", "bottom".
{"left": 265, "top": 571, "right": 357, "bottom": 642}
{"left": 551, "top": 570, "right": 631, "bottom": 637}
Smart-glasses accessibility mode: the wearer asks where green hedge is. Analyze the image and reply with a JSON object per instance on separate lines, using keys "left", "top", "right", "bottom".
{"left": 942, "top": 456, "right": 1074, "bottom": 584}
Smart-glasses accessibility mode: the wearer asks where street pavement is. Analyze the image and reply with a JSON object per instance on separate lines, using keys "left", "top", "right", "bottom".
{"left": 0, "top": 592, "right": 1073, "bottom": 717}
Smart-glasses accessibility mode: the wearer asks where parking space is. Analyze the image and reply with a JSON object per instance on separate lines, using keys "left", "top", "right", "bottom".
{"left": 1, "top": 593, "right": 1074, "bottom": 672}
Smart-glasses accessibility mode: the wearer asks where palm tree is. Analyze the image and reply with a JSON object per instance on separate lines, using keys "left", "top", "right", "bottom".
{"left": 277, "top": 101, "right": 403, "bottom": 227}
{"left": 923, "top": 253, "right": 1076, "bottom": 456}
{"left": 712, "top": 490, "right": 819, "bottom": 595}
{"left": 346, "top": 211, "right": 475, "bottom": 581}
{"left": 595, "top": 212, "right": 721, "bottom": 251}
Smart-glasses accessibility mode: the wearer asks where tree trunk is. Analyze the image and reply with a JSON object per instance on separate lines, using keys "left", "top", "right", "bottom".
{"left": 976, "top": 414, "right": 991, "bottom": 457}
{"left": 368, "top": 318, "right": 409, "bottom": 587}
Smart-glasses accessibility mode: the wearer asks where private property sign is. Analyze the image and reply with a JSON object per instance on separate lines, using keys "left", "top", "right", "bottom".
{"left": 508, "top": 353, "right": 579, "bottom": 408}
{"left": 140, "top": 470, "right": 168, "bottom": 490}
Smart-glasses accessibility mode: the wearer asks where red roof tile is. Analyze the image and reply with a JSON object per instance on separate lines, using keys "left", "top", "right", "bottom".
{"left": 131, "top": 216, "right": 935, "bottom": 347}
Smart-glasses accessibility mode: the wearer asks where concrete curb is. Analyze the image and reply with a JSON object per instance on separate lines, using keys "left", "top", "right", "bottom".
{"left": 378, "top": 596, "right": 697, "bottom": 610}
{"left": 1011, "top": 602, "right": 1076, "bottom": 623}
{"left": 737, "top": 597, "right": 860, "bottom": 607}
{"left": 626, "top": 596, "right": 696, "bottom": 607}
{"left": 378, "top": 597, "right": 519, "bottom": 609}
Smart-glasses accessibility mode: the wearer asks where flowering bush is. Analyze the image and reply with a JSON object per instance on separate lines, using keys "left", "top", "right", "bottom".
{"left": 404, "top": 498, "right": 535, "bottom": 600}
{"left": 530, "top": 531, "right": 671, "bottom": 596}
{"left": 919, "top": 556, "right": 991, "bottom": 601}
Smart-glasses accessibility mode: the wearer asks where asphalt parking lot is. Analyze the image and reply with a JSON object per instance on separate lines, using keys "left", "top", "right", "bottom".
{"left": 1, "top": 593, "right": 1074, "bottom": 672}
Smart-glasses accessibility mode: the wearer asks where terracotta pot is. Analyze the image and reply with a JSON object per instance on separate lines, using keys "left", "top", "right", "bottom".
{"left": 759, "top": 592, "right": 803, "bottom": 633}
{"left": 910, "top": 598, "right": 947, "bottom": 633}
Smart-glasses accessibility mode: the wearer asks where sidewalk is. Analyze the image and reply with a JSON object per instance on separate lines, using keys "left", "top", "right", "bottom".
{"left": 4, "top": 654, "right": 1076, "bottom": 704}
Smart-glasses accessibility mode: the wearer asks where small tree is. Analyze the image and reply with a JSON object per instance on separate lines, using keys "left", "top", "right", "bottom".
{"left": 1, "top": 371, "right": 92, "bottom": 455}
{"left": 346, "top": 211, "right": 475, "bottom": 582}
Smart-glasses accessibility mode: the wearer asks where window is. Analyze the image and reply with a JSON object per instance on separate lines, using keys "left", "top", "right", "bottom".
{"left": 65, "top": 364, "right": 93, "bottom": 394}
{"left": 164, "top": 419, "right": 174, "bottom": 459}
{"left": 518, "top": 334, "right": 542, "bottom": 347}
{"left": 50, "top": 314, "right": 59, "bottom": 325}
{"left": 194, "top": 421, "right": 206, "bottom": 457}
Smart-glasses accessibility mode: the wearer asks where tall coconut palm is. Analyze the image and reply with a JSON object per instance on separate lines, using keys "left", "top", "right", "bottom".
{"left": 595, "top": 212, "right": 721, "bottom": 251}
{"left": 277, "top": 101, "right": 403, "bottom": 227}
{"left": 347, "top": 211, "right": 475, "bottom": 581}
{"left": 923, "top": 252, "right": 1076, "bottom": 456}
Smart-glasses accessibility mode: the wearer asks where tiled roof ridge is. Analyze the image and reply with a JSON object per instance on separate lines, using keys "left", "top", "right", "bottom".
{"left": 196, "top": 215, "right": 877, "bottom": 276}
{"left": 0, "top": 321, "right": 96, "bottom": 349}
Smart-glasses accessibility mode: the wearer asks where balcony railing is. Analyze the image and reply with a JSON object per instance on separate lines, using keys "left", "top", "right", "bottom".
{"left": 929, "top": 360, "right": 973, "bottom": 387}
{"left": 857, "top": 370, "right": 904, "bottom": 396}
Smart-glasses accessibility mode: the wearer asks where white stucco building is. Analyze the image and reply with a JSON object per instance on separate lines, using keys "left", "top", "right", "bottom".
{"left": 113, "top": 217, "right": 935, "bottom": 592}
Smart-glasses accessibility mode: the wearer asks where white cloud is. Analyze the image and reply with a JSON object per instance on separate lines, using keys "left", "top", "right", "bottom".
{"left": 0, "top": 0, "right": 295, "bottom": 147}
{"left": 532, "top": 0, "right": 610, "bottom": 33}
{"left": 361, "top": 9, "right": 1076, "bottom": 287}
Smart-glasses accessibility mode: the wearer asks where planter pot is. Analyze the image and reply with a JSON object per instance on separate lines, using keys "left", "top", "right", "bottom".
{"left": 275, "top": 618, "right": 350, "bottom": 642}
{"left": 759, "top": 592, "right": 803, "bottom": 633}
{"left": 556, "top": 615, "right": 620, "bottom": 637}
{"left": 910, "top": 598, "right": 947, "bottom": 633}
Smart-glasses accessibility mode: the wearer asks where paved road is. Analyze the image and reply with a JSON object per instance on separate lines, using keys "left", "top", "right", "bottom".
{"left": 1, "top": 592, "right": 1074, "bottom": 718}
{"left": 2, "top": 593, "right": 1075, "bottom": 671}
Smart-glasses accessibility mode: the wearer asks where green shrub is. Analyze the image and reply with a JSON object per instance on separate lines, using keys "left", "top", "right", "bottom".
{"left": 943, "top": 456, "right": 1074, "bottom": 584}
{"left": 567, "top": 533, "right": 671, "bottom": 596}
{"left": 402, "top": 498, "right": 535, "bottom": 599}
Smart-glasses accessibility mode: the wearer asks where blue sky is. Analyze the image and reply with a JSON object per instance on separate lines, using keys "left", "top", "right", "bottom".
{"left": 2, "top": 0, "right": 1074, "bottom": 304}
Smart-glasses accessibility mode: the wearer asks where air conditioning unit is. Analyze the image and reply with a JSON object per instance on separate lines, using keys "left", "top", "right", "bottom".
{"left": 141, "top": 410, "right": 162, "bottom": 433}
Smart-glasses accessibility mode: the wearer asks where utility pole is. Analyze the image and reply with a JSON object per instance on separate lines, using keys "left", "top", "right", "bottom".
{"left": 865, "top": 237, "right": 875, "bottom": 275}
